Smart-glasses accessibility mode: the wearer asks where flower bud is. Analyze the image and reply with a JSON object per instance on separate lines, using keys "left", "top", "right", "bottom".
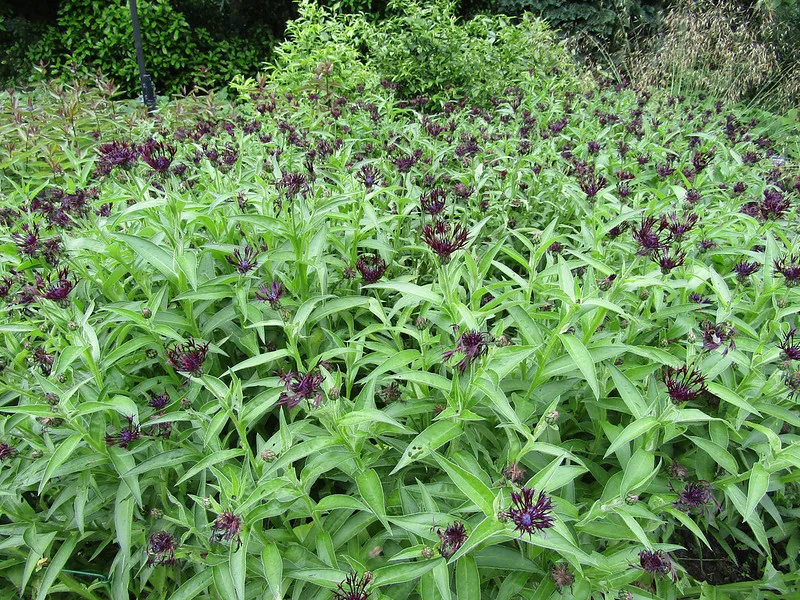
{"left": 142, "top": 308, "right": 152, "bottom": 318}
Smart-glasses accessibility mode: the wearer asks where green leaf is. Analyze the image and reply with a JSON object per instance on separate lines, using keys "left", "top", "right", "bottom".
{"left": 661, "top": 506, "right": 711, "bottom": 549}
{"left": 261, "top": 541, "right": 283, "bottom": 598}
{"left": 604, "top": 417, "right": 659, "bottom": 458}
{"left": 687, "top": 436, "right": 739, "bottom": 475}
{"left": 432, "top": 453, "right": 495, "bottom": 516}
{"left": 357, "top": 469, "right": 390, "bottom": 530}
{"left": 705, "top": 382, "right": 760, "bottom": 416}
{"left": 608, "top": 363, "right": 647, "bottom": 419}
{"left": 559, "top": 333, "right": 599, "bottom": 399}
{"left": 745, "top": 462, "right": 770, "bottom": 521}
{"left": 123, "top": 448, "right": 195, "bottom": 477}
{"left": 391, "top": 420, "right": 462, "bottom": 475}
{"left": 176, "top": 449, "right": 244, "bottom": 485}
{"left": 620, "top": 449, "right": 655, "bottom": 496}
{"left": 372, "top": 558, "right": 441, "bottom": 586}
{"left": 39, "top": 434, "right": 82, "bottom": 495}
{"left": 456, "top": 555, "right": 481, "bottom": 600}
{"left": 114, "top": 233, "right": 178, "bottom": 284}
{"left": 35, "top": 534, "right": 79, "bottom": 600}
{"left": 231, "top": 349, "right": 290, "bottom": 372}
{"left": 229, "top": 531, "right": 248, "bottom": 600}
{"left": 363, "top": 281, "right": 442, "bottom": 304}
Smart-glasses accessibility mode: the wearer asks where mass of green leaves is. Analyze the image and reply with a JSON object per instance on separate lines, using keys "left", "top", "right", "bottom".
{"left": 1, "top": 2, "right": 800, "bottom": 599}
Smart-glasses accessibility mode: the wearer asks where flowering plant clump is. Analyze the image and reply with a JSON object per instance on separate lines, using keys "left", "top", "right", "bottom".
{"left": 1, "top": 2, "right": 799, "bottom": 597}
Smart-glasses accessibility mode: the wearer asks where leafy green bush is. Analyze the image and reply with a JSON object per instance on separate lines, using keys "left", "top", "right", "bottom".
{"left": 23, "top": 0, "right": 271, "bottom": 98}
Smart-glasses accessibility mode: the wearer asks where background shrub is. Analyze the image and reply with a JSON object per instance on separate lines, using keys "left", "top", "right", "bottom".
{"left": 15, "top": 0, "right": 272, "bottom": 97}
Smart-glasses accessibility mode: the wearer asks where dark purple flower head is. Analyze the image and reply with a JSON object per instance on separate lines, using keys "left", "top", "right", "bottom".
{"left": 357, "top": 165, "right": 380, "bottom": 190}
{"left": 660, "top": 212, "right": 698, "bottom": 241}
{"left": 32, "top": 346, "right": 55, "bottom": 375}
{"left": 663, "top": 365, "right": 707, "bottom": 404}
{"left": 631, "top": 217, "right": 664, "bottom": 255}
{"left": 689, "top": 292, "right": 712, "bottom": 305}
{"left": 211, "top": 511, "right": 242, "bottom": 549}
{"left": 607, "top": 221, "right": 628, "bottom": 239}
{"left": 779, "top": 328, "right": 800, "bottom": 361}
{"left": 227, "top": 246, "right": 259, "bottom": 274}
{"left": 148, "top": 391, "right": 170, "bottom": 411}
{"left": 96, "top": 140, "right": 138, "bottom": 175}
{"left": 587, "top": 140, "right": 601, "bottom": 153}
{"left": 760, "top": 188, "right": 789, "bottom": 220}
{"left": 674, "top": 480, "right": 719, "bottom": 515}
{"left": 686, "top": 189, "right": 702, "bottom": 204}
{"left": 276, "top": 170, "right": 310, "bottom": 199}
{"left": 166, "top": 338, "right": 210, "bottom": 377}
{"left": 0, "top": 441, "right": 17, "bottom": 461}
{"left": 653, "top": 247, "right": 686, "bottom": 274}
{"left": 422, "top": 219, "right": 470, "bottom": 263}
{"left": 637, "top": 550, "right": 677, "bottom": 582}
{"left": 699, "top": 320, "right": 736, "bottom": 355}
{"left": 334, "top": 572, "right": 372, "bottom": 600}
{"left": 443, "top": 330, "right": 491, "bottom": 373}
{"left": 504, "top": 487, "right": 555, "bottom": 537}
{"left": 11, "top": 223, "right": 41, "bottom": 258}
{"left": 278, "top": 367, "right": 325, "bottom": 409}
{"left": 147, "top": 531, "right": 177, "bottom": 567}
{"left": 733, "top": 261, "right": 761, "bottom": 279}
{"left": 452, "top": 182, "right": 473, "bottom": 199}
{"left": 699, "top": 239, "right": 717, "bottom": 252}
{"left": 421, "top": 188, "right": 447, "bottom": 215}
{"left": 140, "top": 140, "right": 177, "bottom": 173}
{"left": 105, "top": 415, "right": 141, "bottom": 448}
{"left": 774, "top": 254, "right": 800, "bottom": 287}
{"left": 256, "top": 281, "right": 285, "bottom": 309}
{"left": 38, "top": 268, "right": 76, "bottom": 303}
{"left": 436, "top": 521, "right": 467, "bottom": 559}
{"left": 356, "top": 254, "right": 387, "bottom": 284}
{"left": 579, "top": 173, "right": 607, "bottom": 198}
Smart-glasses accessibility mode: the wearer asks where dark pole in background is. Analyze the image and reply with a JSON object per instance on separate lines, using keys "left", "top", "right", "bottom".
{"left": 128, "top": 0, "right": 156, "bottom": 113}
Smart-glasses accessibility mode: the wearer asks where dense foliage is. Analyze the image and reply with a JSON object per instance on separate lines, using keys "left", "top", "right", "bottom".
{"left": 2, "top": 3, "right": 800, "bottom": 599}
{"left": 4, "top": 0, "right": 273, "bottom": 97}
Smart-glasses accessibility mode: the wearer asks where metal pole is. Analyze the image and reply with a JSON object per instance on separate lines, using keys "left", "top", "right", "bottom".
{"left": 128, "top": 0, "right": 156, "bottom": 113}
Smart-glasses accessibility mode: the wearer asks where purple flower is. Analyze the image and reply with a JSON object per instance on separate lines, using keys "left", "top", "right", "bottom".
{"left": 779, "top": 328, "right": 800, "bottom": 361}
{"left": 278, "top": 367, "right": 325, "bottom": 409}
{"left": 631, "top": 217, "right": 664, "bottom": 255}
{"left": 587, "top": 140, "right": 601, "bottom": 153}
{"left": 436, "top": 521, "right": 467, "bottom": 559}
{"left": 637, "top": 550, "right": 677, "bottom": 582}
{"left": 774, "top": 254, "right": 800, "bottom": 287}
{"left": 356, "top": 254, "right": 387, "bottom": 284}
{"left": 37, "top": 268, "right": 77, "bottom": 303}
{"left": 256, "top": 281, "right": 285, "bottom": 309}
{"left": 660, "top": 212, "right": 698, "bottom": 241}
{"left": 227, "top": 246, "right": 259, "bottom": 274}
{"left": 148, "top": 391, "right": 170, "bottom": 411}
{"left": 503, "top": 487, "right": 555, "bottom": 537}
{"left": 166, "top": 338, "right": 210, "bottom": 377}
{"left": 578, "top": 174, "right": 607, "bottom": 198}
{"left": 689, "top": 292, "right": 712, "bottom": 305}
{"left": 96, "top": 140, "right": 138, "bottom": 175}
{"left": 653, "top": 247, "right": 686, "bottom": 273}
{"left": 760, "top": 188, "right": 789, "bottom": 220}
{"left": 334, "top": 572, "right": 372, "bottom": 600}
{"left": 32, "top": 347, "right": 55, "bottom": 375}
{"left": 211, "top": 511, "right": 242, "bottom": 549}
{"left": 421, "top": 188, "right": 447, "bottom": 215}
{"left": 733, "top": 261, "right": 761, "bottom": 279}
{"left": 11, "top": 223, "right": 41, "bottom": 258}
{"left": 699, "top": 320, "right": 736, "bottom": 355}
{"left": 674, "top": 480, "right": 719, "bottom": 515}
{"left": 663, "top": 365, "right": 707, "bottom": 404}
{"left": 276, "top": 170, "right": 310, "bottom": 199}
{"left": 0, "top": 441, "right": 17, "bottom": 461}
{"left": 140, "top": 140, "right": 177, "bottom": 173}
{"left": 443, "top": 330, "right": 492, "bottom": 373}
{"left": 147, "top": 531, "right": 177, "bottom": 567}
{"left": 105, "top": 415, "right": 141, "bottom": 448}
{"left": 422, "top": 219, "right": 470, "bottom": 263}
{"left": 357, "top": 165, "right": 380, "bottom": 190}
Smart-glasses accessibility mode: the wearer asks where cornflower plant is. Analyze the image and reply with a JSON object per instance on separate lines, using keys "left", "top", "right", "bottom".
{"left": 1, "top": 10, "right": 800, "bottom": 599}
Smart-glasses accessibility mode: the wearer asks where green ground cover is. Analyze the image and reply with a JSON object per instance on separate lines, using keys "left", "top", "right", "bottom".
{"left": 1, "top": 2, "right": 800, "bottom": 598}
